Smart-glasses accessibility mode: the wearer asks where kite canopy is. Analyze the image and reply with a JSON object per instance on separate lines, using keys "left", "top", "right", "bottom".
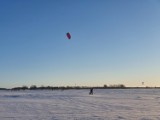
{"left": 66, "top": 32, "right": 71, "bottom": 39}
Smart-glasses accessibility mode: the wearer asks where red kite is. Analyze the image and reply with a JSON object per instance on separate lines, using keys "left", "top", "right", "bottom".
{"left": 66, "top": 32, "right": 71, "bottom": 39}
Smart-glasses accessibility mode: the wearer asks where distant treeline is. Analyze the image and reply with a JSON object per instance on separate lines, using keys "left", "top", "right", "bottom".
{"left": 0, "top": 88, "right": 8, "bottom": 90}
{"left": 10, "top": 84, "right": 126, "bottom": 91}
{"left": 1, "top": 84, "right": 160, "bottom": 91}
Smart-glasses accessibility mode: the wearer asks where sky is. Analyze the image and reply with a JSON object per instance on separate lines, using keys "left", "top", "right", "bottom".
{"left": 0, "top": 0, "right": 160, "bottom": 88}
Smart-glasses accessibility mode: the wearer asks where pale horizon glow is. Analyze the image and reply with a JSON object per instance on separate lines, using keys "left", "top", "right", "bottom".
{"left": 0, "top": 0, "right": 160, "bottom": 88}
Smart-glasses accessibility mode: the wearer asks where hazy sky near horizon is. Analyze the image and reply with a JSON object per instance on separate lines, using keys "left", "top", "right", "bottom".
{"left": 0, "top": 0, "right": 160, "bottom": 88}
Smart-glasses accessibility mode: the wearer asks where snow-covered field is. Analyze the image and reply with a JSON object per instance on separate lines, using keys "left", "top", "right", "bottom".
{"left": 0, "top": 89, "right": 160, "bottom": 120}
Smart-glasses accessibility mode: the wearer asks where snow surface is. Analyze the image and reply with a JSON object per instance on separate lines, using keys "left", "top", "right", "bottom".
{"left": 0, "top": 89, "right": 160, "bottom": 120}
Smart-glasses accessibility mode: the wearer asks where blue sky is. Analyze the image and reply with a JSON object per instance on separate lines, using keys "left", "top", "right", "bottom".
{"left": 0, "top": 0, "right": 160, "bottom": 88}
